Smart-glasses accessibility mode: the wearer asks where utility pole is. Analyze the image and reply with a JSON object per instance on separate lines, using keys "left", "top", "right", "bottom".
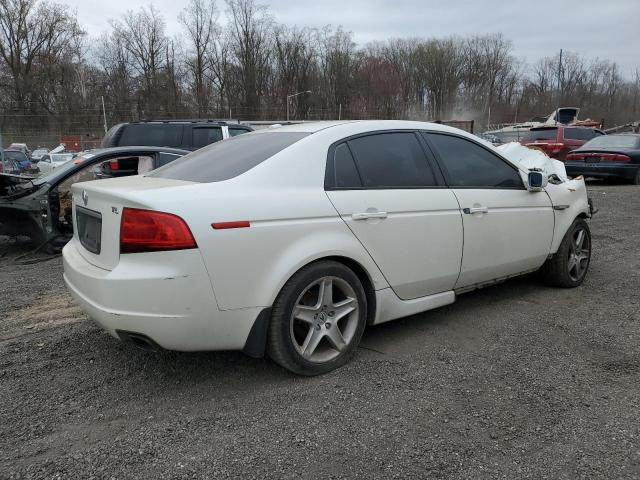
{"left": 101, "top": 96, "right": 108, "bottom": 134}
{"left": 556, "top": 48, "right": 563, "bottom": 125}
{"left": 338, "top": 103, "right": 342, "bottom": 121}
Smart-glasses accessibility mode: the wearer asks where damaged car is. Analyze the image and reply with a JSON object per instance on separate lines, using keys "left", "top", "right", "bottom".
{"left": 62, "top": 121, "right": 594, "bottom": 376}
{"left": 0, "top": 146, "right": 188, "bottom": 251}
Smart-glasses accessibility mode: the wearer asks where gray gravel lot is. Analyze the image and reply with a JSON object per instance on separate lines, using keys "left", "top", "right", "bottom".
{"left": 1, "top": 182, "right": 639, "bottom": 479}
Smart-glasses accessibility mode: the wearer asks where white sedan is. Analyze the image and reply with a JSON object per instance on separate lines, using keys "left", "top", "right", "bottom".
{"left": 37, "top": 153, "right": 75, "bottom": 174}
{"left": 63, "top": 121, "right": 592, "bottom": 375}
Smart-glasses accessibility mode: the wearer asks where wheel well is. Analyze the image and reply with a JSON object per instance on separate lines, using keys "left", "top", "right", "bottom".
{"left": 321, "top": 255, "right": 377, "bottom": 325}
{"left": 242, "top": 255, "right": 378, "bottom": 358}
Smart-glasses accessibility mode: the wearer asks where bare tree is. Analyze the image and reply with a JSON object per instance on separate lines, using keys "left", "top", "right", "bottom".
{"left": 226, "top": 0, "right": 273, "bottom": 119}
{"left": 111, "top": 5, "right": 168, "bottom": 116}
{"left": 179, "top": 0, "right": 218, "bottom": 116}
{"left": 0, "top": 0, "right": 82, "bottom": 112}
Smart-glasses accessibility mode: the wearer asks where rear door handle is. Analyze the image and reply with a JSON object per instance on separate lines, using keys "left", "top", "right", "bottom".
{"left": 352, "top": 211, "right": 388, "bottom": 221}
{"left": 463, "top": 206, "right": 489, "bottom": 214}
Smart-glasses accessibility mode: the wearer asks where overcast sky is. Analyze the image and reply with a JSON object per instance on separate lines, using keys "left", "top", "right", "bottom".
{"left": 64, "top": 0, "right": 639, "bottom": 77}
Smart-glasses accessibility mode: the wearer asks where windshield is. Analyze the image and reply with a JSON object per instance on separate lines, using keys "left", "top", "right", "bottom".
{"left": 582, "top": 135, "right": 639, "bottom": 149}
{"left": 150, "top": 132, "right": 309, "bottom": 182}
{"left": 32, "top": 154, "right": 94, "bottom": 185}
{"left": 522, "top": 128, "right": 558, "bottom": 141}
{"left": 4, "top": 150, "right": 28, "bottom": 162}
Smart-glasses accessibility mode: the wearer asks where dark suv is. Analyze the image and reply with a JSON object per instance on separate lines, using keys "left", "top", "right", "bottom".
{"left": 520, "top": 126, "right": 605, "bottom": 161}
{"left": 101, "top": 120, "right": 253, "bottom": 151}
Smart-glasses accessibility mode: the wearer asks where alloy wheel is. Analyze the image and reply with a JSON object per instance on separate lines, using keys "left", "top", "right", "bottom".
{"left": 567, "top": 226, "right": 591, "bottom": 282}
{"left": 289, "top": 276, "right": 360, "bottom": 363}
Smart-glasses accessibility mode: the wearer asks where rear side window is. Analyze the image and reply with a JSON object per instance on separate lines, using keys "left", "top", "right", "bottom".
{"left": 426, "top": 133, "right": 523, "bottom": 189}
{"left": 564, "top": 128, "right": 595, "bottom": 140}
{"left": 523, "top": 128, "right": 558, "bottom": 141}
{"left": 192, "top": 127, "right": 223, "bottom": 148}
{"left": 150, "top": 132, "right": 309, "bottom": 183}
{"left": 229, "top": 127, "right": 251, "bottom": 137}
{"left": 326, "top": 143, "right": 362, "bottom": 189}
{"left": 119, "top": 124, "right": 184, "bottom": 148}
{"left": 346, "top": 132, "right": 436, "bottom": 188}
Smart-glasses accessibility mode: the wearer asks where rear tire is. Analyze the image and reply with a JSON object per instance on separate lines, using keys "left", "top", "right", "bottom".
{"left": 632, "top": 168, "right": 640, "bottom": 185}
{"left": 539, "top": 218, "right": 591, "bottom": 288}
{"left": 267, "top": 260, "right": 367, "bottom": 376}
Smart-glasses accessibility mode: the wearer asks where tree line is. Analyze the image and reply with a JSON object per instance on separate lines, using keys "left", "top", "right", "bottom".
{"left": 1, "top": 0, "right": 639, "bottom": 146}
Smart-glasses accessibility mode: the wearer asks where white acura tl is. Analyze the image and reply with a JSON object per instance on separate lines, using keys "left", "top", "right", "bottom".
{"left": 63, "top": 121, "right": 592, "bottom": 375}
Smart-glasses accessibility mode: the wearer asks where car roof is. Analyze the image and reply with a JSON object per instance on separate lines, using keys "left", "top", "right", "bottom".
{"left": 250, "top": 120, "right": 475, "bottom": 136}
{"left": 77, "top": 146, "right": 191, "bottom": 157}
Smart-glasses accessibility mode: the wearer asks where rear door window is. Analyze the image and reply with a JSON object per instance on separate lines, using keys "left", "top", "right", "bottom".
{"left": 426, "top": 133, "right": 523, "bottom": 189}
{"left": 564, "top": 128, "right": 585, "bottom": 140}
{"left": 346, "top": 132, "right": 437, "bottom": 188}
{"left": 150, "top": 132, "right": 309, "bottom": 182}
{"left": 119, "top": 124, "right": 184, "bottom": 148}
{"left": 192, "top": 127, "right": 224, "bottom": 148}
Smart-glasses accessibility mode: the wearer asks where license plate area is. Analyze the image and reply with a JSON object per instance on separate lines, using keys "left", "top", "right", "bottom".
{"left": 76, "top": 206, "right": 102, "bottom": 254}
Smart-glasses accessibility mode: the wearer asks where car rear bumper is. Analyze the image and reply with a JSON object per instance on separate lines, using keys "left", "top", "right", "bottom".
{"left": 565, "top": 162, "right": 639, "bottom": 180}
{"left": 62, "top": 238, "right": 260, "bottom": 351}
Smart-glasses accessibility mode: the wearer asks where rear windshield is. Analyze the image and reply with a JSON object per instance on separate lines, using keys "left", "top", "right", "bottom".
{"left": 522, "top": 128, "right": 558, "bottom": 141}
{"left": 582, "top": 135, "right": 639, "bottom": 149}
{"left": 119, "top": 124, "right": 184, "bottom": 148}
{"left": 149, "top": 132, "right": 309, "bottom": 182}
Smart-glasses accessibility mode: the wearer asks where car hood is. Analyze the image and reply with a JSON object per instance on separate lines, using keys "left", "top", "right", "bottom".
{"left": 0, "top": 173, "right": 40, "bottom": 199}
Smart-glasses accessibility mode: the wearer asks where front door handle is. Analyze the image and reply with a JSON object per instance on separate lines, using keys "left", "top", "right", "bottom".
{"left": 463, "top": 206, "right": 489, "bottom": 214}
{"left": 352, "top": 211, "right": 388, "bottom": 221}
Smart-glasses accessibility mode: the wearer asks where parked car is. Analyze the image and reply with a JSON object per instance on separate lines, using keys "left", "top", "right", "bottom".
{"left": 101, "top": 120, "right": 253, "bottom": 151}
{"left": 565, "top": 134, "right": 640, "bottom": 184}
{"left": 3, "top": 149, "right": 37, "bottom": 173}
{"left": 62, "top": 121, "right": 593, "bottom": 376}
{"left": 520, "top": 125, "right": 605, "bottom": 161}
{"left": 0, "top": 146, "right": 188, "bottom": 251}
{"left": 36, "top": 153, "right": 75, "bottom": 174}
{"left": 8, "top": 143, "right": 31, "bottom": 158}
{"left": 0, "top": 154, "right": 23, "bottom": 175}
{"left": 31, "top": 148, "right": 49, "bottom": 161}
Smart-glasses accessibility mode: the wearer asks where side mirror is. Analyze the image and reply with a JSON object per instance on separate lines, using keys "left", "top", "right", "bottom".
{"left": 527, "top": 170, "right": 547, "bottom": 192}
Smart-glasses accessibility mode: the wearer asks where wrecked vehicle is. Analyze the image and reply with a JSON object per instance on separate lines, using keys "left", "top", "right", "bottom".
{"left": 0, "top": 146, "right": 188, "bottom": 251}
{"left": 62, "top": 121, "right": 595, "bottom": 375}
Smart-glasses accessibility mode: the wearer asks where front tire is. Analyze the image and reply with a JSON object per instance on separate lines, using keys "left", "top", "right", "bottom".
{"left": 539, "top": 218, "right": 591, "bottom": 288}
{"left": 267, "top": 261, "right": 367, "bottom": 376}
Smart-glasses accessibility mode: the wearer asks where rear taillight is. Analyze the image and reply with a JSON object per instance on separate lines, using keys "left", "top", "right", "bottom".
{"left": 109, "top": 159, "right": 119, "bottom": 171}
{"left": 544, "top": 143, "right": 564, "bottom": 154}
{"left": 566, "top": 153, "right": 584, "bottom": 161}
{"left": 609, "top": 154, "right": 631, "bottom": 163}
{"left": 120, "top": 207, "right": 197, "bottom": 254}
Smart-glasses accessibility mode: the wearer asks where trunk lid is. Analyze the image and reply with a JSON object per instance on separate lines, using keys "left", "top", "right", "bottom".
{"left": 70, "top": 176, "right": 195, "bottom": 270}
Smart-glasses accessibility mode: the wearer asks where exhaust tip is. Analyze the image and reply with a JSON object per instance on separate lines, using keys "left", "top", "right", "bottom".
{"left": 116, "top": 330, "right": 162, "bottom": 352}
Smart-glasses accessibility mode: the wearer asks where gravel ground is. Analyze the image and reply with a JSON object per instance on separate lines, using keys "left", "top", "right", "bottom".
{"left": 1, "top": 182, "right": 639, "bottom": 479}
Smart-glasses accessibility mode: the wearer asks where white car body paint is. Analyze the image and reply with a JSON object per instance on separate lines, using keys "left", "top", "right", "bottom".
{"left": 63, "top": 120, "right": 591, "bottom": 352}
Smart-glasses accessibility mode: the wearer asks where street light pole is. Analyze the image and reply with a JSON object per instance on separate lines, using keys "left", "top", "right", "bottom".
{"left": 286, "top": 90, "right": 312, "bottom": 122}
